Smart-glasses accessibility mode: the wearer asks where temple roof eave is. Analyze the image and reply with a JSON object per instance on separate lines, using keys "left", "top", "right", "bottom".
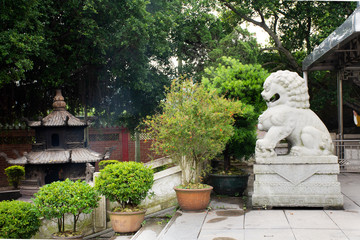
{"left": 28, "top": 111, "right": 87, "bottom": 127}
{"left": 7, "top": 148, "right": 105, "bottom": 165}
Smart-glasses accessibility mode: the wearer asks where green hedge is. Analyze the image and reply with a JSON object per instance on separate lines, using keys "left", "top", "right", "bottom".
{"left": 98, "top": 160, "right": 119, "bottom": 170}
{"left": 5, "top": 165, "right": 25, "bottom": 188}
{"left": 0, "top": 200, "right": 40, "bottom": 239}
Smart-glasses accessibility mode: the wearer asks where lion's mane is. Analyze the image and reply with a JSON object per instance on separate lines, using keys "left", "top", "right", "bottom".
{"left": 264, "top": 70, "right": 310, "bottom": 109}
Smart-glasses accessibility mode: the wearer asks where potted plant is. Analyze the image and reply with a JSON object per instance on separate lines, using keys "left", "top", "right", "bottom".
{"left": 144, "top": 78, "right": 249, "bottom": 210}
{"left": 33, "top": 178, "right": 100, "bottom": 239}
{"left": 94, "top": 161, "right": 154, "bottom": 233}
{"left": 202, "top": 57, "right": 269, "bottom": 196}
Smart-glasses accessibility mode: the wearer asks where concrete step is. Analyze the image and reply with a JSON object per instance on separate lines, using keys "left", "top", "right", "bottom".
{"left": 157, "top": 211, "right": 208, "bottom": 240}
{"left": 105, "top": 208, "right": 176, "bottom": 240}
{"left": 130, "top": 217, "right": 168, "bottom": 240}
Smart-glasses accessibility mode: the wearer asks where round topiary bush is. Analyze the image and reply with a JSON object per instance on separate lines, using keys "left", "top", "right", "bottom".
{"left": 95, "top": 161, "right": 154, "bottom": 211}
{"left": 5, "top": 165, "right": 25, "bottom": 189}
{"left": 0, "top": 200, "right": 41, "bottom": 239}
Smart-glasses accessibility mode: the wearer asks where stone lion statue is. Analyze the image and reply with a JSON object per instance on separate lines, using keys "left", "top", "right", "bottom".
{"left": 256, "top": 70, "right": 334, "bottom": 158}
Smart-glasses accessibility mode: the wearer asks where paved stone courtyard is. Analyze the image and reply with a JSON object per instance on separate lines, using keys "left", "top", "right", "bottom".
{"left": 95, "top": 173, "right": 360, "bottom": 240}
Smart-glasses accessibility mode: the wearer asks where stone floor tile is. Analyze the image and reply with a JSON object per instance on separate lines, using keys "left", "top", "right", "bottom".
{"left": 285, "top": 210, "right": 338, "bottom": 229}
{"left": 202, "top": 209, "right": 245, "bottom": 230}
{"left": 342, "top": 195, "right": 360, "bottom": 211}
{"left": 326, "top": 210, "right": 360, "bottom": 230}
{"left": 244, "top": 210, "right": 290, "bottom": 229}
{"left": 343, "top": 230, "right": 360, "bottom": 240}
{"left": 209, "top": 196, "right": 243, "bottom": 210}
{"left": 292, "top": 229, "right": 348, "bottom": 240}
{"left": 244, "top": 229, "right": 295, "bottom": 240}
{"left": 198, "top": 229, "right": 244, "bottom": 240}
{"left": 157, "top": 211, "right": 207, "bottom": 240}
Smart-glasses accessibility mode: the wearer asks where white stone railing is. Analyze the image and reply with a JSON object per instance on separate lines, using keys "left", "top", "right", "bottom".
{"left": 333, "top": 139, "right": 360, "bottom": 172}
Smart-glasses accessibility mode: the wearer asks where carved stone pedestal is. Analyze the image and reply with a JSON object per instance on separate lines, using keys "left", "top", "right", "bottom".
{"left": 252, "top": 155, "right": 343, "bottom": 208}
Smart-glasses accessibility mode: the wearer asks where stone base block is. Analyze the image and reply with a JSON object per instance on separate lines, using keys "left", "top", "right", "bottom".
{"left": 252, "top": 155, "right": 343, "bottom": 208}
{"left": 252, "top": 194, "right": 344, "bottom": 208}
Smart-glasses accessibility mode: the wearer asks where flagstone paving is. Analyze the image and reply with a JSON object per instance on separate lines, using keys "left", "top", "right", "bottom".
{"left": 102, "top": 173, "right": 360, "bottom": 240}
{"left": 157, "top": 173, "right": 360, "bottom": 240}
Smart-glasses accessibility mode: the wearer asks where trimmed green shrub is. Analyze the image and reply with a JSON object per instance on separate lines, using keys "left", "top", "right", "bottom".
{"left": 0, "top": 200, "right": 41, "bottom": 239}
{"left": 33, "top": 179, "right": 100, "bottom": 235}
{"left": 5, "top": 165, "right": 25, "bottom": 188}
{"left": 95, "top": 161, "right": 154, "bottom": 210}
{"left": 98, "top": 160, "right": 119, "bottom": 170}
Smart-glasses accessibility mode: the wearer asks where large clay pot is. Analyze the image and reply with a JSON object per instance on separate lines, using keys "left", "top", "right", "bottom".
{"left": 209, "top": 174, "right": 249, "bottom": 196}
{"left": 174, "top": 186, "right": 213, "bottom": 211}
{"left": 108, "top": 210, "right": 146, "bottom": 233}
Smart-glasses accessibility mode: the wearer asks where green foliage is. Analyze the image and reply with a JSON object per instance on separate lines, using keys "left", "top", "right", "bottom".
{"left": 207, "top": 27, "right": 261, "bottom": 67}
{"left": 202, "top": 57, "right": 269, "bottom": 115}
{"left": 0, "top": 0, "right": 170, "bottom": 130}
{"left": 215, "top": 0, "right": 356, "bottom": 73}
{"left": 99, "top": 160, "right": 119, "bottom": 170}
{"left": 33, "top": 179, "right": 100, "bottom": 234}
{"left": 170, "top": 3, "right": 231, "bottom": 79}
{"left": 202, "top": 57, "right": 269, "bottom": 164}
{"left": 5, "top": 165, "right": 25, "bottom": 189}
{"left": 0, "top": 200, "right": 41, "bottom": 239}
{"left": 144, "top": 78, "right": 253, "bottom": 185}
{"left": 95, "top": 161, "right": 154, "bottom": 210}
{"left": 0, "top": 0, "right": 43, "bottom": 86}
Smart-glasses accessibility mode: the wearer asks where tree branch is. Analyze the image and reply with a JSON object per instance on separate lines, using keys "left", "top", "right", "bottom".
{"left": 260, "top": 47, "right": 280, "bottom": 52}
{"left": 219, "top": 0, "right": 302, "bottom": 74}
{"left": 262, "top": 61, "right": 280, "bottom": 66}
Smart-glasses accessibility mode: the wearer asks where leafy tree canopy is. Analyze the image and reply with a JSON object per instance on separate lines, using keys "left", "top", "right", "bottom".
{"left": 202, "top": 57, "right": 269, "bottom": 167}
{"left": 210, "top": 0, "right": 358, "bottom": 130}
{"left": 0, "top": 0, "right": 171, "bottom": 130}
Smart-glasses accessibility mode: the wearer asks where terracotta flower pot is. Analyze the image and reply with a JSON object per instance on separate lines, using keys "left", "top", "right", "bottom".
{"left": 174, "top": 186, "right": 213, "bottom": 211}
{"left": 108, "top": 210, "right": 146, "bottom": 233}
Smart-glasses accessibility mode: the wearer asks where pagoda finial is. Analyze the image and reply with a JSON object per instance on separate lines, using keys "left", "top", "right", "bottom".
{"left": 52, "top": 89, "right": 66, "bottom": 110}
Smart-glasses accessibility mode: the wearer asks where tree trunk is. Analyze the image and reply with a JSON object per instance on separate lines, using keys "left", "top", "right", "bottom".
{"left": 73, "top": 215, "right": 76, "bottom": 233}
{"left": 223, "top": 144, "right": 230, "bottom": 172}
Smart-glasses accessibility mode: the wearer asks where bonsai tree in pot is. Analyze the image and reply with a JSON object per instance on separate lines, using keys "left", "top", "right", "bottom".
{"left": 144, "top": 78, "right": 251, "bottom": 210}
{"left": 202, "top": 57, "right": 269, "bottom": 196}
{"left": 33, "top": 179, "right": 100, "bottom": 239}
{"left": 94, "top": 161, "right": 154, "bottom": 233}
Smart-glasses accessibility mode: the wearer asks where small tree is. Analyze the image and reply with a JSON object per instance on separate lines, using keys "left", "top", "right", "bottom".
{"left": 202, "top": 57, "right": 269, "bottom": 171}
{"left": 33, "top": 179, "right": 100, "bottom": 236}
{"left": 144, "top": 78, "right": 253, "bottom": 186}
{"left": 5, "top": 165, "right": 25, "bottom": 189}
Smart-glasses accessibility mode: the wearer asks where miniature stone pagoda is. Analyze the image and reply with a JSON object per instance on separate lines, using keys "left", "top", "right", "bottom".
{"left": 7, "top": 90, "right": 109, "bottom": 196}
{"left": 252, "top": 70, "right": 343, "bottom": 208}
